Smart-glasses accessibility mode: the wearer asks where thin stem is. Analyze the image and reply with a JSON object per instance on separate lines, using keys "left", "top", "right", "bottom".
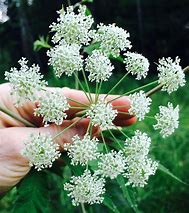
{"left": 52, "top": 115, "right": 85, "bottom": 140}
{"left": 100, "top": 132, "right": 109, "bottom": 153}
{"left": 75, "top": 109, "right": 88, "bottom": 117}
{"left": 146, "top": 83, "right": 163, "bottom": 97}
{"left": 67, "top": 97, "right": 88, "bottom": 107}
{"left": 73, "top": 73, "right": 91, "bottom": 103}
{"left": 75, "top": 72, "right": 79, "bottom": 90}
{"left": 104, "top": 72, "right": 129, "bottom": 99}
{"left": 146, "top": 66, "right": 189, "bottom": 97}
{"left": 96, "top": 81, "right": 103, "bottom": 102}
{"left": 115, "top": 126, "right": 129, "bottom": 139}
{"left": 145, "top": 115, "right": 155, "bottom": 120}
{"left": 81, "top": 203, "right": 87, "bottom": 213}
{"left": 95, "top": 81, "right": 99, "bottom": 103}
{"left": 0, "top": 105, "right": 36, "bottom": 127}
{"left": 109, "top": 130, "right": 124, "bottom": 150}
{"left": 108, "top": 80, "right": 158, "bottom": 103}
{"left": 70, "top": 106, "right": 87, "bottom": 110}
{"left": 81, "top": 69, "right": 93, "bottom": 102}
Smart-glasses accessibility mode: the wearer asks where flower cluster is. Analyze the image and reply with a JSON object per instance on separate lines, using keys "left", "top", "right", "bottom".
{"left": 154, "top": 102, "right": 179, "bottom": 138}
{"left": 47, "top": 41, "right": 83, "bottom": 77}
{"left": 64, "top": 134, "right": 100, "bottom": 166}
{"left": 85, "top": 50, "right": 114, "bottom": 82}
{"left": 97, "top": 150, "right": 127, "bottom": 179}
{"left": 4, "top": 2, "right": 187, "bottom": 209}
{"left": 92, "top": 23, "right": 132, "bottom": 57}
{"left": 157, "top": 57, "right": 186, "bottom": 94}
{"left": 34, "top": 90, "right": 70, "bottom": 126}
{"left": 128, "top": 91, "right": 152, "bottom": 121}
{"left": 64, "top": 170, "right": 105, "bottom": 206}
{"left": 50, "top": 5, "right": 94, "bottom": 45}
{"left": 124, "top": 52, "right": 150, "bottom": 80}
{"left": 86, "top": 99, "right": 118, "bottom": 130}
{"left": 21, "top": 134, "right": 60, "bottom": 171}
{"left": 124, "top": 130, "right": 158, "bottom": 187}
{"left": 5, "top": 58, "right": 47, "bottom": 106}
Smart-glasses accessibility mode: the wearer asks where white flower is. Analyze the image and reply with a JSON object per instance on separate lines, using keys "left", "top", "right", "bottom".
{"left": 85, "top": 50, "right": 114, "bottom": 82}
{"left": 21, "top": 134, "right": 60, "bottom": 171}
{"left": 64, "top": 135, "right": 100, "bottom": 166}
{"left": 154, "top": 102, "right": 179, "bottom": 138}
{"left": 47, "top": 41, "right": 83, "bottom": 77}
{"left": 86, "top": 99, "right": 118, "bottom": 130}
{"left": 92, "top": 23, "right": 132, "bottom": 57}
{"left": 157, "top": 57, "right": 186, "bottom": 94}
{"left": 124, "top": 130, "right": 151, "bottom": 161}
{"left": 34, "top": 90, "right": 70, "bottom": 126}
{"left": 128, "top": 91, "right": 152, "bottom": 121}
{"left": 124, "top": 157, "right": 158, "bottom": 187}
{"left": 124, "top": 130, "right": 158, "bottom": 187}
{"left": 124, "top": 52, "right": 149, "bottom": 80}
{"left": 64, "top": 170, "right": 105, "bottom": 206}
{"left": 50, "top": 5, "right": 94, "bottom": 45}
{"left": 5, "top": 58, "right": 47, "bottom": 106}
{"left": 97, "top": 150, "right": 127, "bottom": 179}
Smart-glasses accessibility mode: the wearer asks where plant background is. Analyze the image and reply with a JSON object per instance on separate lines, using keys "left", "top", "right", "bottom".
{"left": 0, "top": 0, "right": 189, "bottom": 212}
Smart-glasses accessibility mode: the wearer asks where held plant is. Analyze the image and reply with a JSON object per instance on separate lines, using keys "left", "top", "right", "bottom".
{"left": 1, "top": 2, "right": 189, "bottom": 212}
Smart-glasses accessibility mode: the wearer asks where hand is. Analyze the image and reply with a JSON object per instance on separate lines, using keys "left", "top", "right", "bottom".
{"left": 0, "top": 83, "right": 136, "bottom": 194}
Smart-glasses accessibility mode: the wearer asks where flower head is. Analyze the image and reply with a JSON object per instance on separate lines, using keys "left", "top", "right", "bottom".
{"left": 124, "top": 157, "right": 158, "bottom": 187}
{"left": 92, "top": 23, "right": 132, "bottom": 57}
{"left": 157, "top": 57, "right": 186, "bottom": 94}
{"left": 128, "top": 91, "right": 152, "bottom": 121}
{"left": 64, "top": 135, "right": 100, "bottom": 166}
{"left": 124, "top": 130, "right": 151, "bottom": 161}
{"left": 124, "top": 52, "right": 149, "bottom": 80}
{"left": 154, "top": 102, "right": 179, "bottom": 138}
{"left": 85, "top": 50, "right": 114, "bottom": 82}
{"left": 21, "top": 134, "right": 60, "bottom": 171}
{"left": 86, "top": 99, "right": 118, "bottom": 130}
{"left": 47, "top": 41, "right": 83, "bottom": 77}
{"left": 50, "top": 5, "right": 94, "bottom": 45}
{"left": 97, "top": 150, "right": 127, "bottom": 179}
{"left": 34, "top": 90, "right": 70, "bottom": 126}
{"left": 64, "top": 170, "right": 105, "bottom": 206}
{"left": 5, "top": 58, "right": 47, "bottom": 106}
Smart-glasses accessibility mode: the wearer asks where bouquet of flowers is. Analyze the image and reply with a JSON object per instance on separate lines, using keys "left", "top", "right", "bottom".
{"left": 1, "top": 1, "right": 188, "bottom": 212}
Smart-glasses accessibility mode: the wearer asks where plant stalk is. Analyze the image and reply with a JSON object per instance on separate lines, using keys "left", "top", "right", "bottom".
{"left": 0, "top": 105, "right": 35, "bottom": 127}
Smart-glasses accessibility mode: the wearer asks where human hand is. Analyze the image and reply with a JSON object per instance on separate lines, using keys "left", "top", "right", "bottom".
{"left": 0, "top": 83, "right": 136, "bottom": 194}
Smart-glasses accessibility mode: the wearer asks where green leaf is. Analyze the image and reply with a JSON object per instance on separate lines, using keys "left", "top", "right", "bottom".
{"left": 103, "top": 196, "right": 120, "bottom": 213}
{"left": 12, "top": 171, "right": 51, "bottom": 213}
{"left": 158, "top": 164, "right": 188, "bottom": 185}
{"left": 83, "top": 42, "right": 100, "bottom": 55}
{"left": 117, "top": 176, "right": 140, "bottom": 213}
{"left": 33, "top": 36, "right": 52, "bottom": 52}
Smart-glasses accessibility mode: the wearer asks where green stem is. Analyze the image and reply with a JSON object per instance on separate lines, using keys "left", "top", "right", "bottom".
{"left": 67, "top": 97, "right": 89, "bottom": 107}
{"left": 0, "top": 105, "right": 36, "bottom": 127}
{"left": 81, "top": 69, "right": 93, "bottom": 102}
{"left": 109, "top": 130, "right": 124, "bottom": 150}
{"left": 100, "top": 132, "right": 108, "bottom": 153}
{"left": 52, "top": 115, "right": 85, "bottom": 140}
{"left": 115, "top": 126, "right": 129, "bottom": 139}
{"left": 75, "top": 72, "right": 79, "bottom": 90}
{"left": 104, "top": 72, "right": 129, "bottom": 99}
{"left": 81, "top": 203, "right": 87, "bottom": 213}
{"left": 108, "top": 80, "right": 158, "bottom": 103}
{"left": 73, "top": 73, "right": 91, "bottom": 103}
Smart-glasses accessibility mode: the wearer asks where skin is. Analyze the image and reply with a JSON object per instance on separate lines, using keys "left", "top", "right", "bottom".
{"left": 0, "top": 83, "right": 136, "bottom": 195}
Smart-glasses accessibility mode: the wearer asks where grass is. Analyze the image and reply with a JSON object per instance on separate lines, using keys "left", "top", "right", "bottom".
{"left": 0, "top": 72, "right": 189, "bottom": 213}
